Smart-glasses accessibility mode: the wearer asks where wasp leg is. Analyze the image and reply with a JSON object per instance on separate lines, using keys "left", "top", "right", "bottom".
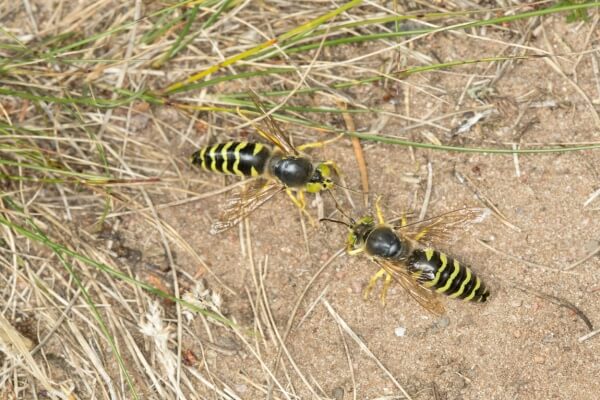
{"left": 375, "top": 196, "right": 386, "bottom": 225}
{"left": 399, "top": 210, "right": 408, "bottom": 228}
{"left": 413, "top": 227, "right": 431, "bottom": 241}
{"left": 380, "top": 271, "right": 393, "bottom": 305}
{"left": 364, "top": 267, "right": 394, "bottom": 305}
{"left": 322, "top": 160, "right": 342, "bottom": 177}
{"left": 286, "top": 189, "right": 315, "bottom": 226}
{"left": 348, "top": 247, "right": 364, "bottom": 256}
{"left": 363, "top": 268, "right": 391, "bottom": 300}
{"left": 297, "top": 133, "right": 344, "bottom": 152}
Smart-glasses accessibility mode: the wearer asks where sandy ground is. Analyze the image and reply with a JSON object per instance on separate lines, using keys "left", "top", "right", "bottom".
{"left": 165, "top": 59, "right": 600, "bottom": 400}
{"left": 173, "top": 142, "right": 600, "bottom": 399}
{"left": 157, "top": 23, "right": 600, "bottom": 400}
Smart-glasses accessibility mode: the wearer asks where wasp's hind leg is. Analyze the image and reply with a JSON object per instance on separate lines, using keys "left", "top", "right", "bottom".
{"left": 322, "top": 160, "right": 342, "bottom": 178}
{"left": 374, "top": 196, "right": 386, "bottom": 225}
{"left": 286, "top": 189, "right": 316, "bottom": 226}
{"left": 364, "top": 268, "right": 393, "bottom": 305}
{"left": 297, "top": 133, "right": 344, "bottom": 152}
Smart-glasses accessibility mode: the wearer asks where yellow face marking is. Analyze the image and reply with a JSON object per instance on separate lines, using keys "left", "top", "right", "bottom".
{"left": 423, "top": 252, "right": 447, "bottom": 288}
{"left": 436, "top": 259, "right": 460, "bottom": 293}
{"left": 425, "top": 248, "right": 434, "bottom": 261}
{"left": 220, "top": 142, "right": 234, "bottom": 174}
{"left": 253, "top": 143, "right": 264, "bottom": 156}
{"left": 232, "top": 142, "right": 247, "bottom": 176}
{"left": 305, "top": 163, "right": 334, "bottom": 193}
{"left": 250, "top": 166, "right": 259, "bottom": 177}
{"left": 449, "top": 267, "right": 471, "bottom": 298}
{"left": 463, "top": 277, "right": 481, "bottom": 301}
{"left": 199, "top": 147, "right": 208, "bottom": 170}
{"left": 305, "top": 181, "right": 322, "bottom": 193}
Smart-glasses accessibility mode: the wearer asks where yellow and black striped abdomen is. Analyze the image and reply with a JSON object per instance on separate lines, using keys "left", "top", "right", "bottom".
{"left": 191, "top": 142, "right": 271, "bottom": 177}
{"left": 407, "top": 249, "right": 489, "bottom": 302}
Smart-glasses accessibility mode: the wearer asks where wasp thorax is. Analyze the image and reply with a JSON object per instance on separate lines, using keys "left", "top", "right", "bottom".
{"left": 365, "top": 226, "right": 403, "bottom": 259}
{"left": 270, "top": 156, "right": 314, "bottom": 188}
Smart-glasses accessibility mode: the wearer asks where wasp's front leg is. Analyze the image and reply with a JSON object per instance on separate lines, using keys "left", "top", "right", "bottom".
{"left": 286, "top": 189, "right": 316, "bottom": 226}
{"left": 363, "top": 267, "right": 393, "bottom": 305}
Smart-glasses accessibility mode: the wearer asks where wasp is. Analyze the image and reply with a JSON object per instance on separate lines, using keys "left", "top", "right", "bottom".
{"left": 325, "top": 200, "right": 490, "bottom": 315}
{"left": 191, "top": 91, "right": 340, "bottom": 234}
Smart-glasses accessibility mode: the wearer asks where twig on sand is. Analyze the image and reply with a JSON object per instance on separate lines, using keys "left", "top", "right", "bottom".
{"left": 563, "top": 242, "right": 600, "bottom": 271}
{"left": 579, "top": 327, "right": 600, "bottom": 343}
{"left": 455, "top": 170, "right": 521, "bottom": 232}
{"left": 513, "top": 284, "right": 593, "bottom": 331}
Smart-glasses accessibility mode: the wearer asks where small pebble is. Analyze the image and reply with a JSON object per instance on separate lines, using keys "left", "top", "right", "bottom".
{"left": 351, "top": 280, "right": 363, "bottom": 294}
{"left": 332, "top": 387, "right": 344, "bottom": 400}
{"left": 534, "top": 355, "right": 545, "bottom": 364}
{"left": 437, "top": 316, "right": 450, "bottom": 329}
{"left": 394, "top": 326, "right": 407, "bottom": 337}
{"left": 542, "top": 333, "right": 555, "bottom": 343}
{"left": 235, "top": 384, "right": 247, "bottom": 394}
{"left": 584, "top": 239, "right": 600, "bottom": 253}
{"left": 510, "top": 299, "right": 523, "bottom": 308}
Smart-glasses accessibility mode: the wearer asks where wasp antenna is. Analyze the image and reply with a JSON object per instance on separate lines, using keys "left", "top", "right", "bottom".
{"left": 319, "top": 218, "right": 351, "bottom": 228}
{"left": 332, "top": 181, "right": 363, "bottom": 194}
{"left": 327, "top": 190, "right": 355, "bottom": 225}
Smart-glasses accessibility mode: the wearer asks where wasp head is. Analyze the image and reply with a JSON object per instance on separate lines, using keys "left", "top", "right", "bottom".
{"left": 346, "top": 216, "right": 375, "bottom": 255}
{"left": 304, "top": 162, "right": 335, "bottom": 193}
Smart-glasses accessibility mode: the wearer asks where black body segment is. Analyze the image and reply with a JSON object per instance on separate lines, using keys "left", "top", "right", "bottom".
{"left": 365, "top": 227, "right": 404, "bottom": 259}
{"left": 269, "top": 156, "right": 314, "bottom": 188}
{"left": 191, "top": 142, "right": 271, "bottom": 177}
{"left": 407, "top": 249, "right": 489, "bottom": 302}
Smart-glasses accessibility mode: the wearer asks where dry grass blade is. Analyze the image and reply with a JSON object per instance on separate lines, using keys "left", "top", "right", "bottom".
{"left": 0, "top": 315, "right": 60, "bottom": 396}
{"left": 539, "top": 26, "right": 600, "bottom": 128}
{"left": 267, "top": 248, "right": 345, "bottom": 399}
{"left": 454, "top": 169, "right": 521, "bottom": 232}
{"left": 476, "top": 239, "right": 578, "bottom": 275}
{"left": 258, "top": 258, "right": 324, "bottom": 399}
{"left": 333, "top": 309, "right": 358, "bottom": 400}
{"left": 0, "top": 314, "right": 34, "bottom": 352}
{"left": 564, "top": 242, "right": 600, "bottom": 271}
{"left": 578, "top": 327, "right": 600, "bottom": 343}
{"left": 583, "top": 187, "right": 600, "bottom": 207}
{"left": 337, "top": 100, "right": 370, "bottom": 207}
{"left": 418, "top": 161, "right": 433, "bottom": 221}
{"left": 321, "top": 298, "right": 413, "bottom": 400}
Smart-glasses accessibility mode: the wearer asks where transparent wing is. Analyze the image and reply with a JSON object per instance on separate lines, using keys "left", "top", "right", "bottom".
{"left": 375, "top": 259, "right": 446, "bottom": 316}
{"left": 248, "top": 90, "right": 298, "bottom": 156}
{"left": 394, "top": 208, "right": 490, "bottom": 248}
{"left": 210, "top": 180, "right": 285, "bottom": 234}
